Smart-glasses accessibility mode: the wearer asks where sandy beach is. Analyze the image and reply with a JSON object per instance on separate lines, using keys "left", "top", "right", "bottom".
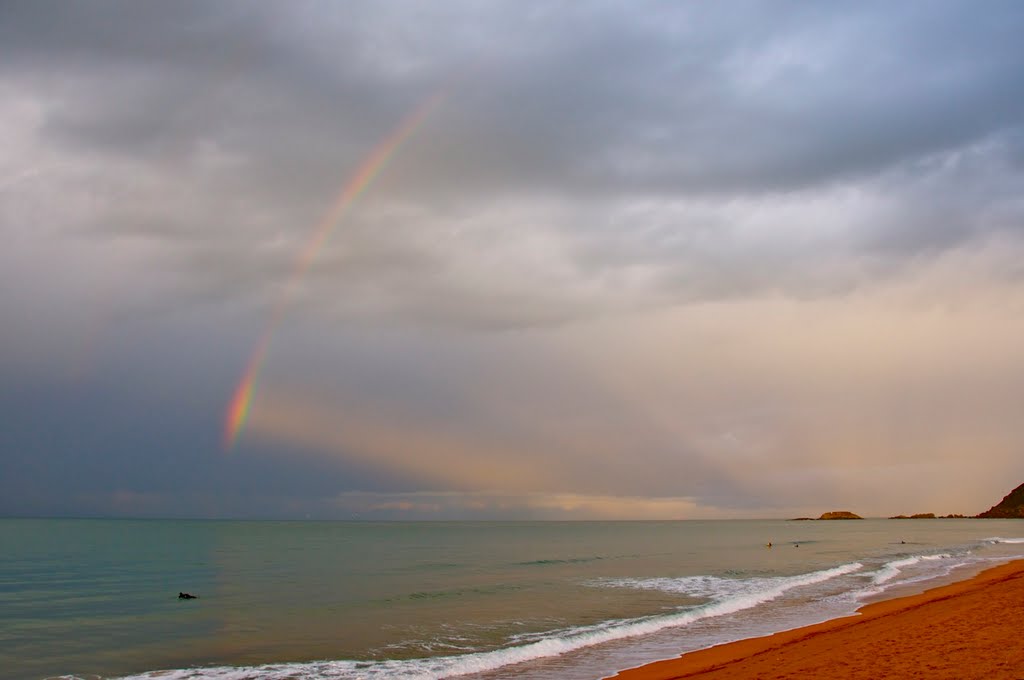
{"left": 613, "top": 559, "right": 1024, "bottom": 680}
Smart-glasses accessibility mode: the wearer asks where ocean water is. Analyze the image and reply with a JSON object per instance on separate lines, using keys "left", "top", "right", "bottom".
{"left": 3, "top": 519, "right": 1024, "bottom": 680}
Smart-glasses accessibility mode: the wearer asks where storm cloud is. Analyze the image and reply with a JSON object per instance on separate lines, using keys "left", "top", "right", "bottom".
{"left": 2, "top": 1, "right": 1024, "bottom": 519}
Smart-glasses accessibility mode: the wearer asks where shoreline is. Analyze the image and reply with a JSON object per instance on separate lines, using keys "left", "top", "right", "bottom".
{"left": 610, "top": 558, "right": 1024, "bottom": 679}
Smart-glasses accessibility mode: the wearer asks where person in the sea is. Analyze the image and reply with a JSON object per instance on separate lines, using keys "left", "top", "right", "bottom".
{"left": 178, "top": 592, "right": 198, "bottom": 599}
{"left": 766, "top": 542, "right": 772, "bottom": 548}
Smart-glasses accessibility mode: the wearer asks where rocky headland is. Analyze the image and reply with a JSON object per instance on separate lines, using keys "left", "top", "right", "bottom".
{"left": 886, "top": 481, "right": 1024, "bottom": 519}
{"left": 787, "top": 482, "right": 1024, "bottom": 521}
{"left": 976, "top": 482, "right": 1024, "bottom": 518}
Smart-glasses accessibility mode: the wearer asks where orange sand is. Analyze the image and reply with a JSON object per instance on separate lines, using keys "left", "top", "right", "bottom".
{"left": 612, "top": 559, "right": 1024, "bottom": 680}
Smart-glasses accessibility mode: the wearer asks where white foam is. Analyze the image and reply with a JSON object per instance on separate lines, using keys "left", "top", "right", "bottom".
{"left": 854, "top": 555, "right": 973, "bottom": 601}
{"left": 600, "top": 562, "right": 863, "bottom": 601}
{"left": 871, "top": 554, "right": 951, "bottom": 585}
{"left": 984, "top": 536, "right": 1024, "bottom": 544}
{"left": 116, "top": 564, "right": 862, "bottom": 680}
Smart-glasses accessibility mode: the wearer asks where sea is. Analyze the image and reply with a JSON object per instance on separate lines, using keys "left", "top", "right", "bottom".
{"left": 3, "top": 518, "right": 1024, "bottom": 680}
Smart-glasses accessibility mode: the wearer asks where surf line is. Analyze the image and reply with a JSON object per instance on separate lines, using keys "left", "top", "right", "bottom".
{"left": 224, "top": 90, "right": 447, "bottom": 450}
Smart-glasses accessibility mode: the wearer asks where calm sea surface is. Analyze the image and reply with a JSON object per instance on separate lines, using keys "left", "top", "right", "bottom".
{"left": 2, "top": 518, "right": 1023, "bottom": 680}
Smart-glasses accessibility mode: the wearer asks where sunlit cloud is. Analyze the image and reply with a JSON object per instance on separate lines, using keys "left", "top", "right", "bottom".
{"left": 235, "top": 240, "right": 1024, "bottom": 518}
{"left": 245, "top": 386, "right": 563, "bottom": 492}
{"left": 328, "top": 490, "right": 706, "bottom": 520}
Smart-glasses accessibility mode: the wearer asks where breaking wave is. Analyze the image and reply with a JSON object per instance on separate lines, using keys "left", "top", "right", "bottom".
{"left": 115, "top": 564, "right": 862, "bottom": 680}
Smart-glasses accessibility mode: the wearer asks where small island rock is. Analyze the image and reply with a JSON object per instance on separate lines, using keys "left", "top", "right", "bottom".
{"left": 818, "top": 511, "right": 863, "bottom": 520}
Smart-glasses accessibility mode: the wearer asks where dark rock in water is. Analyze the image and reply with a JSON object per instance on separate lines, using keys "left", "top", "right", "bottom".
{"left": 818, "top": 511, "right": 863, "bottom": 520}
{"left": 977, "top": 482, "right": 1024, "bottom": 518}
{"left": 178, "top": 592, "right": 198, "bottom": 599}
{"left": 789, "top": 517, "right": 814, "bottom": 521}
{"left": 892, "top": 512, "right": 967, "bottom": 519}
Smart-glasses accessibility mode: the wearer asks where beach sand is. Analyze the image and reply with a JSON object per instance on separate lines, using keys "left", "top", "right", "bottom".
{"left": 612, "top": 559, "right": 1024, "bottom": 680}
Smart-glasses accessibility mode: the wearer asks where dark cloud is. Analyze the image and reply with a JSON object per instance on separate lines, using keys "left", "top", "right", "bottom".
{"left": 2, "top": 0, "right": 1023, "bottom": 328}
{"left": 3, "top": 2, "right": 1022, "bottom": 324}
{"left": 4, "top": 1, "right": 1024, "bottom": 518}
{"left": 0, "top": 325, "right": 427, "bottom": 519}
{"left": 7, "top": 1, "right": 1023, "bottom": 193}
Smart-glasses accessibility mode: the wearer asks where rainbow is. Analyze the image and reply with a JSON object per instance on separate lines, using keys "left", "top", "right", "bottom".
{"left": 224, "top": 91, "right": 446, "bottom": 449}
{"left": 224, "top": 331, "right": 271, "bottom": 449}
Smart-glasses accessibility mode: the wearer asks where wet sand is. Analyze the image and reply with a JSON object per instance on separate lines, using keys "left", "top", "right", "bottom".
{"left": 612, "top": 559, "right": 1024, "bottom": 680}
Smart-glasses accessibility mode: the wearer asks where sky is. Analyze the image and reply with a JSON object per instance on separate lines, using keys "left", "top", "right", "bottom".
{"left": 3, "top": 1, "right": 1024, "bottom": 520}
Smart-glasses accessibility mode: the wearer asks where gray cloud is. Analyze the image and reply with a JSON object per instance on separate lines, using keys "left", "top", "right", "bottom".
{"left": 4, "top": 1, "right": 1024, "bottom": 519}
{"left": 9, "top": 2, "right": 1024, "bottom": 187}
{"left": 3, "top": 1, "right": 1023, "bottom": 332}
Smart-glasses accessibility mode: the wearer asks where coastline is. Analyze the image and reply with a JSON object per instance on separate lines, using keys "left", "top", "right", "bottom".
{"left": 9, "top": 520, "right": 1024, "bottom": 680}
{"left": 610, "top": 558, "right": 1024, "bottom": 679}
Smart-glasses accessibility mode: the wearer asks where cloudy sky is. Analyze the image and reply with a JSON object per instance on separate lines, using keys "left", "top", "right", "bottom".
{"left": 3, "top": 1, "right": 1024, "bottom": 519}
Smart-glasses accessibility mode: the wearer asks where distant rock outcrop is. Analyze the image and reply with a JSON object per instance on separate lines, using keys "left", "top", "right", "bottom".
{"left": 890, "top": 513, "right": 966, "bottom": 519}
{"left": 977, "top": 482, "right": 1024, "bottom": 518}
{"left": 818, "top": 511, "right": 863, "bottom": 520}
